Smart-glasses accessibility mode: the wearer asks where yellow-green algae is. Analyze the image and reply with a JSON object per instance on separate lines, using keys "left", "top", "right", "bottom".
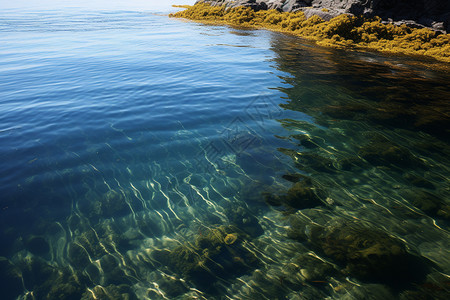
{"left": 170, "top": 3, "right": 450, "bottom": 63}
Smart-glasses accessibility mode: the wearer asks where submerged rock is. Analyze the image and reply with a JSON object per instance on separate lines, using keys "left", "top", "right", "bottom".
{"left": 224, "top": 203, "right": 264, "bottom": 237}
{"left": 152, "top": 225, "right": 259, "bottom": 290}
{"left": 358, "top": 134, "right": 419, "bottom": 168}
{"left": 290, "top": 253, "right": 338, "bottom": 282}
{"left": 265, "top": 175, "right": 327, "bottom": 210}
{"left": 408, "top": 190, "right": 450, "bottom": 220}
{"left": 303, "top": 220, "right": 432, "bottom": 287}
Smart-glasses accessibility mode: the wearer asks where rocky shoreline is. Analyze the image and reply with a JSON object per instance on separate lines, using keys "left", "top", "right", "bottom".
{"left": 196, "top": 0, "right": 450, "bottom": 33}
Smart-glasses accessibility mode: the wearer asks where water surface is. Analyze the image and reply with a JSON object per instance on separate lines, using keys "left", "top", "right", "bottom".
{"left": 0, "top": 7, "right": 449, "bottom": 300}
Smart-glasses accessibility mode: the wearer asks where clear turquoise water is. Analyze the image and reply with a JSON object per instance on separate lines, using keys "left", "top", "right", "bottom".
{"left": 0, "top": 7, "right": 449, "bottom": 300}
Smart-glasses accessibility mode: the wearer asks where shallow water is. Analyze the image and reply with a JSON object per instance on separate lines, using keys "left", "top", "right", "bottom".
{"left": 0, "top": 6, "right": 449, "bottom": 300}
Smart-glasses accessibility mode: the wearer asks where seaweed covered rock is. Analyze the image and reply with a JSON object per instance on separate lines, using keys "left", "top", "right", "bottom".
{"left": 68, "top": 229, "right": 107, "bottom": 266}
{"left": 79, "top": 189, "right": 133, "bottom": 221}
{"left": 305, "top": 220, "right": 431, "bottom": 286}
{"left": 196, "top": 0, "right": 450, "bottom": 32}
{"left": 278, "top": 148, "right": 337, "bottom": 173}
{"left": 224, "top": 203, "right": 264, "bottom": 237}
{"left": 358, "top": 134, "right": 419, "bottom": 168}
{"left": 152, "top": 225, "right": 259, "bottom": 290}
{"left": 287, "top": 253, "right": 338, "bottom": 282}
{"left": 265, "top": 175, "right": 327, "bottom": 210}
{"left": 0, "top": 257, "right": 23, "bottom": 300}
{"left": 409, "top": 190, "right": 450, "bottom": 220}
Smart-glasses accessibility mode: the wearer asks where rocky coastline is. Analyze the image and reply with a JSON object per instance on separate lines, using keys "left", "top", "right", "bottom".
{"left": 196, "top": 0, "right": 450, "bottom": 33}
{"left": 172, "top": 2, "right": 450, "bottom": 63}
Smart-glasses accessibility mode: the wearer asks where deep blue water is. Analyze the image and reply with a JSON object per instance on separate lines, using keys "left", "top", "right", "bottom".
{"left": 0, "top": 7, "right": 449, "bottom": 300}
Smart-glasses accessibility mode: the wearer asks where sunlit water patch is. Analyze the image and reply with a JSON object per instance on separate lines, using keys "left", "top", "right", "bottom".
{"left": 0, "top": 7, "right": 449, "bottom": 300}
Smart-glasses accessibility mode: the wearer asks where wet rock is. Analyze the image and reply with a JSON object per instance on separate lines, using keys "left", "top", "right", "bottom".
{"left": 68, "top": 242, "right": 91, "bottom": 269}
{"left": 79, "top": 189, "right": 132, "bottom": 221}
{"left": 297, "top": 153, "right": 337, "bottom": 173}
{"left": 282, "top": 173, "right": 309, "bottom": 183}
{"left": 358, "top": 135, "right": 419, "bottom": 168}
{"left": 100, "top": 190, "right": 131, "bottom": 218}
{"left": 46, "top": 274, "right": 86, "bottom": 300}
{"left": 291, "top": 254, "right": 338, "bottom": 282}
{"left": 403, "top": 173, "right": 435, "bottom": 189}
{"left": 224, "top": 203, "right": 264, "bottom": 237}
{"left": 306, "top": 220, "right": 431, "bottom": 286}
{"left": 292, "top": 134, "right": 320, "bottom": 149}
{"left": 279, "top": 148, "right": 337, "bottom": 173}
{"left": 0, "top": 257, "right": 23, "bottom": 300}
{"left": 157, "top": 276, "right": 190, "bottom": 298}
{"left": 73, "top": 229, "right": 107, "bottom": 260}
{"left": 265, "top": 176, "right": 326, "bottom": 210}
{"left": 135, "top": 212, "right": 163, "bottom": 237}
{"left": 152, "top": 225, "right": 259, "bottom": 290}
{"left": 409, "top": 190, "right": 450, "bottom": 220}
{"left": 336, "top": 157, "right": 361, "bottom": 171}
{"left": 99, "top": 254, "right": 135, "bottom": 286}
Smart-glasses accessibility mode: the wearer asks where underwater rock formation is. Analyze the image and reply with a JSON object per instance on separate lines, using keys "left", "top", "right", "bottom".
{"left": 358, "top": 134, "right": 420, "bottom": 168}
{"left": 408, "top": 190, "right": 450, "bottom": 220}
{"left": 152, "top": 225, "right": 259, "bottom": 291}
{"left": 265, "top": 174, "right": 327, "bottom": 210}
{"left": 289, "top": 218, "right": 433, "bottom": 287}
{"left": 196, "top": 0, "right": 450, "bottom": 32}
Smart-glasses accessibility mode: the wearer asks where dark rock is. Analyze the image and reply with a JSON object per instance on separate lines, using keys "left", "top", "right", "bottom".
{"left": 306, "top": 220, "right": 432, "bottom": 287}
{"left": 358, "top": 135, "right": 419, "bottom": 168}
{"left": 290, "top": 254, "right": 338, "bottom": 282}
{"left": 403, "top": 173, "right": 435, "bottom": 189}
{"left": 224, "top": 203, "right": 264, "bottom": 237}
{"left": 265, "top": 176, "right": 326, "bottom": 210}
{"left": 408, "top": 190, "right": 449, "bottom": 220}
{"left": 153, "top": 225, "right": 259, "bottom": 291}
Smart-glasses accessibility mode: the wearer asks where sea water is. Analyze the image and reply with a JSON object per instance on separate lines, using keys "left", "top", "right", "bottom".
{"left": 0, "top": 5, "right": 449, "bottom": 300}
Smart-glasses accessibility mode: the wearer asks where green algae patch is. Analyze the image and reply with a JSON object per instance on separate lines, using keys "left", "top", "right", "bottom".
{"left": 170, "top": 3, "right": 450, "bottom": 63}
